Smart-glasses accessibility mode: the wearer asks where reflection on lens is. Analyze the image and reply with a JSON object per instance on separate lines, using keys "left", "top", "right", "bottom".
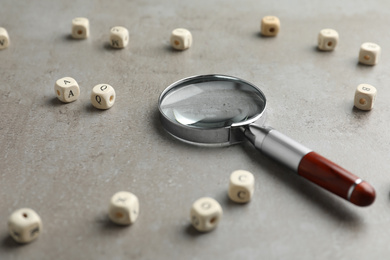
{"left": 160, "top": 80, "right": 265, "bottom": 128}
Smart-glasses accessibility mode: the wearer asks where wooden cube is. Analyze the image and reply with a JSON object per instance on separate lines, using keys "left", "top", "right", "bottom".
{"left": 261, "top": 16, "right": 280, "bottom": 37}
{"left": 0, "top": 27, "right": 10, "bottom": 49}
{"left": 8, "top": 208, "right": 42, "bottom": 243}
{"left": 318, "top": 29, "right": 339, "bottom": 51}
{"left": 228, "top": 170, "right": 255, "bottom": 203}
{"left": 190, "top": 197, "right": 222, "bottom": 232}
{"left": 354, "top": 84, "right": 377, "bottom": 111}
{"left": 72, "top": 17, "right": 89, "bottom": 39}
{"left": 359, "top": 42, "right": 380, "bottom": 65}
{"left": 110, "top": 26, "right": 129, "bottom": 48}
{"left": 170, "top": 28, "right": 192, "bottom": 50}
{"left": 54, "top": 77, "right": 80, "bottom": 103}
{"left": 109, "top": 191, "right": 139, "bottom": 225}
{"left": 91, "top": 84, "right": 116, "bottom": 110}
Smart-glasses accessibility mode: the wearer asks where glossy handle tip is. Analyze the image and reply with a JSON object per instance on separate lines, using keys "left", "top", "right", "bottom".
{"left": 298, "top": 152, "right": 376, "bottom": 207}
{"left": 350, "top": 181, "right": 376, "bottom": 207}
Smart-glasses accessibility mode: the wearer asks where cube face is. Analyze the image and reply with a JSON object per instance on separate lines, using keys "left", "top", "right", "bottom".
{"left": 228, "top": 170, "right": 255, "bottom": 203}
{"left": 170, "top": 28, "right": 192, "bottom": 50}
{"left": 91, "top": 84, "right": 116, "bottom": 109}
{"left": 55, "top": 77, "right": 80, "bottom": 103}
{"left": 261, "top": 16, "right": 280, "bottom": 36}
{"left": 109, "top": 191, "right": 139, "bottom": 225}
{"left": 190, "top": 197, "right": 222, "bottom": 232}
{"left": 354, "top": 84, "right": 377, "bottom": 111}
{"left": 317, "top": 29, "right": 339, "bottom": 51}
{"left": 0, "top": 27, "right": 10, "bottom": 50}
{"left": 8, "top": 208, "right": 42, "bottom": 243}
{"left": 72, "top": 17, "right": 89, "bottom": 39}
{"left": 359, "top": 42, "right": 380, "bottom": 65}
{"left": 110, "top": 26, "right": 129, "bottom": 48}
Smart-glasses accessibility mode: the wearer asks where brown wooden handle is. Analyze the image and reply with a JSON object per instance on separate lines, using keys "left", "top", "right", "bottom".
{"left": 298, "top": 151, "right": 375, "bottom": 206}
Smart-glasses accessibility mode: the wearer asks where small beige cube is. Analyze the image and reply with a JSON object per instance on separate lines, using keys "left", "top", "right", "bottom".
{"left": 0, "top": 27, "right": 10, "bottom": 50}
{"left": 110, "top": 26, "right": 129, "bottom": 48}
{"left": 8, "top": 208, "right": 42, "bottom": 243}
{"left": 318, "top": 29, "right": 339, "bottom": 51}
{"left": 190, "top": 197, "right": 222, "bottom": 232}
{"left": 109, "top": 191, "right": 139, "bottom": 225}
{"left": 91, "top": 84, "right": 116, "bottom": 109}
{"left": 354, "top": 84, "right": 377, "bottom": 111}
{"left": 261, "top": 16, "right": 280, "bottom": 36}
{"left": 72, "top": 17, "right": 89, "bottom": 39}
{"left": 228, "top": 170, "right": 255, "bottom": 203}
{"left": 55, "top": 77, "right": 80, "bottom": 103}
{"left": 359, "top": 42, "right": 380, "bottom": 65}
{"left": 170, "top": 28, "right": 192, "bottom": 50}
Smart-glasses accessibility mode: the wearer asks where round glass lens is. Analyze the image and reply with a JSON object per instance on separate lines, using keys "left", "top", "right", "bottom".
{"left": 160, "top": 77, "right": 266, "bottom": 129}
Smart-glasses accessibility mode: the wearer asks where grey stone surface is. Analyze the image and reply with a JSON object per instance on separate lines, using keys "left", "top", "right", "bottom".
{"left": 0, "top": 0, "right": 389, "bottom": 259}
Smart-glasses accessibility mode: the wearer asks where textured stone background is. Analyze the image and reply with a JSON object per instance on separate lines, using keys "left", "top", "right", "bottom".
{"left": 0, "top": 0, "right": 389, "bottom": 259}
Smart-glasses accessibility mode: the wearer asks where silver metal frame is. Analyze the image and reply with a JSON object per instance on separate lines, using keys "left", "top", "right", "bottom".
{"left": 158, "top": 74, "right": 267, "bottom": 146}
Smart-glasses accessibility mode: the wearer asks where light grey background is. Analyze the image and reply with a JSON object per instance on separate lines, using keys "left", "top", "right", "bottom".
{"left": 1, "top": 0, "right": 389, "bottom": 259}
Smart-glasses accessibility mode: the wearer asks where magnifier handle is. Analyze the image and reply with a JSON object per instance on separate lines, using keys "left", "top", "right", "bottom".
{"left": 245, "top": 125, "right": 376, "bottom": 206}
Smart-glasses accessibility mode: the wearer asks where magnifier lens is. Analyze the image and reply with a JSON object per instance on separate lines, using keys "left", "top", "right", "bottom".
{"left": 160, "top": 78, "right": 266, "bottom": 129}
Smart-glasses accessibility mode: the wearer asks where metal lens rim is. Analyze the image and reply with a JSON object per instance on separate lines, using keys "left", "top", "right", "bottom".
{"left": 158, "top": 74, "right": 267, "bottom": 146}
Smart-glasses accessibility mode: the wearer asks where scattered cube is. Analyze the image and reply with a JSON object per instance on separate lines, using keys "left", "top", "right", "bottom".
{"left": 8, "top": 208, "right": 42, "bottom": 243}
{"left": 170, "top": 28, "right": 192, "bottom": 50}
{"left": 317, "top": 29, "right": 339, "bottom": 51}
{"left": 354, "top": 84, "right": 377, "bottom": 111}
{"left": 110, "top": 26, "right": 129, "bottom": 48}
{"left": 261, "top": 16, "right": 280, "bottom": 36}
{"left": 0, "top": 27, "right": 10, "bottom": 50}
{"left": 228, "top": 170, "right": 255, "bottom": 203}
{"left": 54, "top": 77, "right": 80, "bottom": 103}
{"left": 359, "top": 42, "right": 381, "bottom": 65}
{"left": 72, "top": 17, "right": 89, "bottom": 39}
{"left": 109, "top": 191, "right": 139, "bottom": 225}
{"left": 190, "top": 197, "right": 222, "bottom": 232}
{"left": 91, "top": 84, "right": 116, "bottom": 109}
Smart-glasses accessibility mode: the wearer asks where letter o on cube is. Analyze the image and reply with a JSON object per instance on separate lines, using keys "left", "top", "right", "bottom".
{"left": 8, "top": 208, "right": 42, "bottom": 243}
{"left": 72, "top": 17, "right": 89, "bottom": 39}
{"left": 91, "top": 84, "right": 116, "bottom": 109}
{"left": 110, "top": 26, "right": 129, "bottom": 48}
{"left": 261, "top": 16, "right": 280, "bottom": 36}
{"left": 55, "top": 77, "right": 80, "bottom": 103}
{"left": 109, "top": 191, "right": 139, "bottom": 225}
{"left": 354, "top": 84, "right": 377, "bottom": 111}
{"left": 170, "top": 28, "right": 192, "bottom": 50}
{"left": 190, "top": 197, "right": 222, "bottom": 232}
{"left": 359, "top": 42, "right": 381, "bottom": 65}
{"left": 228, "top": 170, "right": 255, "bottom": 203}
{"left": 317, "top": 29, "right": 339, "bottom": 51}
{"left": 0, "top": 27, "right": 10, "bottom": 50}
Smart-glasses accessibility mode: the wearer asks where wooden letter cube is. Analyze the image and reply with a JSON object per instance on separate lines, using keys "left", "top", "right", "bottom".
{"left": 317, "top": 29, "right": 339, "bottom": 51}
{"left": 72, "top": 17, "right": 89, "bottom": 39}
{"left": 55, "top": 77, "right": 80, "bottom": 103}
{"left": 228, "top": 170, "right": 255, "bottom": 203}
{"left": 110, "top": 26, "right": 129, "bottom": 48}
{"left": 109, "top": 191, "right": 139, "bottom": 225}
{"left": 170, "top": 28, "right": 192, "bottom": 50}
{"left": 8, "top": 208, "right": 42, "bottom": 243}
{"left": 261, "top": 16, "right": 280, "bottom": 36}
{"left": 190, "top": 197, "right": 222, "bottom": 232}
{"left": 359, "top": 42, "right": 381, "bottom": 65}
{"left": 0, "top": 27, "right": 10, "bottom": 50}
{"left": 354, "top": 84, "right": 377, "bottom": 111}
{"left": 91, "top": 84, "right": 116, "bottom": 109}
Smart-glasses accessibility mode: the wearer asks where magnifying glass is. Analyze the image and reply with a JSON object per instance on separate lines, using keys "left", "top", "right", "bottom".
{"left": 158, "top": 74, "right": 376, "bottom": 207}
